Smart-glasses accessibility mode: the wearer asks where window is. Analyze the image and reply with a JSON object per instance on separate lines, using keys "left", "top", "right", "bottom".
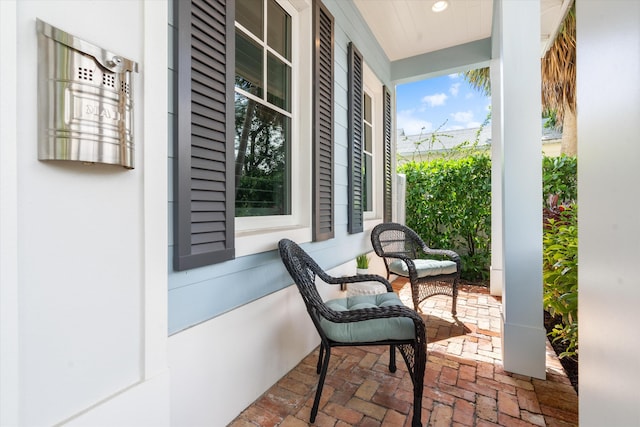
{"left": 235, "top": 0, "right": 292, "bottom": 218}
{"left": 173, "top": 0, "right": 333, "bottom": 268}
{"left": 233, "top": 0, "right": 320, "bottom": 254}
{"left": 362, "top": 66, "right": 384, "bottom": 222}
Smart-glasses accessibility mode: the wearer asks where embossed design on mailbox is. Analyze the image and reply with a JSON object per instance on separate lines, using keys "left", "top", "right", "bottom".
{"left": 37, "top": 19, "right": 139, "bottom": 169}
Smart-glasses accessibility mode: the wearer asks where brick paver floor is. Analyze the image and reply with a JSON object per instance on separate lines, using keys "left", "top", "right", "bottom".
{"left": 229, "top": 279, "right": 578, "bottom": 426}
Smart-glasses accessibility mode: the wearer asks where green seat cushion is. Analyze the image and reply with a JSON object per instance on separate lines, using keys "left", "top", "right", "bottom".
{"left": 320, "top": 293, "right": 415, "bottom": 343}
{"left": 389, "top": 258, "right": 457, "bottom": 278}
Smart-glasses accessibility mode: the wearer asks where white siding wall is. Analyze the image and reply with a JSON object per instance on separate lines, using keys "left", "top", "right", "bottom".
{"left": 169, "top": 260, "right": 350, "bottom": 426}
{"left": 1, "top": 1, "right": 169, "bottom": 425}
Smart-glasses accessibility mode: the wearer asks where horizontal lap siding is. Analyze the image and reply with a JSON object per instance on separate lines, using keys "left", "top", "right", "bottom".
{"left": 168, "top": 0, "right": 394, "bottom": 334}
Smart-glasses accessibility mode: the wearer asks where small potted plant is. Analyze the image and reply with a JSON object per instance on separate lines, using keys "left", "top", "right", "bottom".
{"left": 356, "top": 253, "right": 370, "bottom": 275}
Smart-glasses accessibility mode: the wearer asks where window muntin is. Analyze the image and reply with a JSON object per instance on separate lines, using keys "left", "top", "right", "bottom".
{"left": 235, "top": 0, "right": 293, "bottom": 218}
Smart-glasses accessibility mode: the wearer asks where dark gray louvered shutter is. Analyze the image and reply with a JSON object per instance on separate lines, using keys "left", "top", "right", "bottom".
{"left": 383, "top": 85, "right": 393, "bottom": 223}
{"left": 347, "top": 42, "right": 363, "bottom": 234}
{"left": 312, "top": 0, "right": 334, "bottom": 241}
{"left": 174, "top": 0, "right": 235, "bottom": 271}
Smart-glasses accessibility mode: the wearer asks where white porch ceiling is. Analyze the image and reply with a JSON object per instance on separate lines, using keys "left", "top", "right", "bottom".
{"left": 353, "top": 0, "right": 573, "bottom": 62}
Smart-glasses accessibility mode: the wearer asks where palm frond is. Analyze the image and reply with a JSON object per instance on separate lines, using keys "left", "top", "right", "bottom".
{"left": 541, "top": 3, "right": 576, "bottom": 124}
{"left": 463, "top": 67, "right": 491, "bottom": 97}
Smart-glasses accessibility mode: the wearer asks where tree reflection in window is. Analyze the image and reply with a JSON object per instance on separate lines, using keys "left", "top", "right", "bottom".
{"left": 234, "top": 0, "right": 292, "bottom": 218}
{"left": 235, "top": 89, "right": 290, "bottom": 217}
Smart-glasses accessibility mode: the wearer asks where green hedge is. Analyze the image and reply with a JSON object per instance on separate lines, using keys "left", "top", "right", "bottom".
{"left": 543, "top": 155, "right": 577, "bottom": 205}
{"left": 400, "top": 153, "right": 578, "bottom": 358}
{"left": 398, "top": 154, "right": 491, "bottom": 282}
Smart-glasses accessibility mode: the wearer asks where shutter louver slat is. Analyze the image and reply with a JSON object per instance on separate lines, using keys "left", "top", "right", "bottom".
{"left": 348, "top": 42, "right": 364, "bottom": 234}
{"left": 383, "top": 85, "right": 393, "bottom": 223}
{"left": 312, "top": 0, "right": 334, "bottom": 241}
{"left": 174, "top": 0, "right": 235, "bottom": 271}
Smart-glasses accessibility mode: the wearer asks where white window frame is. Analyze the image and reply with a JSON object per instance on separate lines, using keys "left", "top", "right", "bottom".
{"left": 363, "top": 62, "right": 383, "bottom": 224}
{"left": 235, "top": 0, "right": 313, "bottom": 257}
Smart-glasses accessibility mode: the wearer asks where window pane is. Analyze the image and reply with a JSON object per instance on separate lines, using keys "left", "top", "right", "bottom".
{"left": 364, "top": 122, "right": 372, "bottom": 153}
{"left": 267, "top": 0, "right": 291, "bottom": 60}
{"left": 235, "top": 29, "right": 264, "bottom": 96}
{"left": 234, "top": 93, "right": 291, "bottom": 217}
{"left": 363, "top": 153, "right": 372, "bottom": 211}
{"left": 267, "top": 53, "right": 291, "bottom": 111}
{"left": 364, "top": 93, "right": 372, "bottom": 123}
{"left": 236, "top": 0, "right": 263, "bottom": 39}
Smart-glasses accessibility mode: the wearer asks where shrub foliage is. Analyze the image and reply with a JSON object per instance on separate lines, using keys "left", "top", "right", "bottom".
{"left": 400, "top": 153, "right": 578, "bottom": 359}
{"left": 543, "top": 203, "right": 578, "bottom": 359}
{"left": 399, "top": 154, "right": 491, "bottom": 282}
{"left": 543, "top": 155, "right": 578, "bottom": 359}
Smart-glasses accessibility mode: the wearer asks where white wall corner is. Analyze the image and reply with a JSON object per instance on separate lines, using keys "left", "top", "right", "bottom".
{"left": 0, "top": 1, "right": 19, "bottom": 425}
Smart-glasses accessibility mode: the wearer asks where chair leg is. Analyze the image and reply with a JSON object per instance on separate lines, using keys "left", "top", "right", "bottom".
{"left": 451, "top": 280, "right": 458, "bottom": 316}
{"left": 317, "top": 343, "right": 325, "bottom": 374}
{"left": 389, "top": 345, "right": 397, "bottom": 373}
{"left": 411, "top": 282, "right": 420, "bottom": 312}
{"left": 411, "top": 342, "right": 426, "bottom": 427}
{"left": 311, "top": 345, "right": 331, "bottom": 423}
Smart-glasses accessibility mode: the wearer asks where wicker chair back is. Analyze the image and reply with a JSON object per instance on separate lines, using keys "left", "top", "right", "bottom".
{"left": 278, "top": 238, "right": 427, "bottom": 427}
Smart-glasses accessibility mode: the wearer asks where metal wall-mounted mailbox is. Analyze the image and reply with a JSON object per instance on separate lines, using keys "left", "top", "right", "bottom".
{"left": 37, "top": 19, "right": 139, "bottom": 169}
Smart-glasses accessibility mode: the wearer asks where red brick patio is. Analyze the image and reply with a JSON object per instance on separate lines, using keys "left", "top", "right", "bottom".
{"left": 229, "top": 279, "right": 578, "bottom": 426}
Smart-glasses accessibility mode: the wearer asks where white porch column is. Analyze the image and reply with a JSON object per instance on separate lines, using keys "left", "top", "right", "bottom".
{"left": 577, "top": 1, "right": 640, "bottom": 424}
{"left": 489, "top": 53, "right": 503, "bottom": 297}
{"left": 493, "top": 0, "right": 546, "bottom": 379}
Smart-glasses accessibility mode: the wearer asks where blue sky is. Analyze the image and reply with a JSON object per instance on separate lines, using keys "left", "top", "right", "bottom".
{"left": 396, "top": 73, "right": 491, "bottom": 136}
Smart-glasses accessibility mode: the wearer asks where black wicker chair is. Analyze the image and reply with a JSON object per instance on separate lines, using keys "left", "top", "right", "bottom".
{"left": 371, "top": 222, "right": 461, "bottom": 316}
{"left": 278, "top": 239, "right": 426, "bottom": 427}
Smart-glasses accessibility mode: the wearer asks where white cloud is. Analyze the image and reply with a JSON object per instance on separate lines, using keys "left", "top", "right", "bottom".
{"left": 421, "top": 93, "right": 448, "bottom": 107}
{"left": 448, "top": 73, "right": 460, "bottom": 79}
{"left": 450, "top": 82, "right": 461, "bottom": 97}
{"left": 397, "top": 109, "right": 434, "bottom": 135}
{"left": 451, "top": 110, "right": 474, "bottom": 123}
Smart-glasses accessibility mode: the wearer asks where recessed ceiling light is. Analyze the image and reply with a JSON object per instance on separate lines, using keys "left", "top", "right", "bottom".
{"left": 432, "top": 0, "right": 449, "bottom": 13}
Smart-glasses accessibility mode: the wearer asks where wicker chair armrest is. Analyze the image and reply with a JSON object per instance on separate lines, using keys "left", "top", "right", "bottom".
{"left": 321, "top": 273, "right": 393, "bottom": 292}
{"left": 422, "top": 247, "right": 461, "bottom": 263}
{"left": 380, "top": 252, "right": 414, "bottom": 261}
{"left": 422, "top": 246, "right": 461, "bottom": 271}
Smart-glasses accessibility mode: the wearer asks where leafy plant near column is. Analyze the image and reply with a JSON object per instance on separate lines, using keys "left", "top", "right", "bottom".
{"left": 543, "top": 201, "right": 578, "bottom": 359}
{"left": 542, "top": 154, "right": 578, "bottom": 359}
{"left": 543, "top": 154, "right": 577, "bottom": 206}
